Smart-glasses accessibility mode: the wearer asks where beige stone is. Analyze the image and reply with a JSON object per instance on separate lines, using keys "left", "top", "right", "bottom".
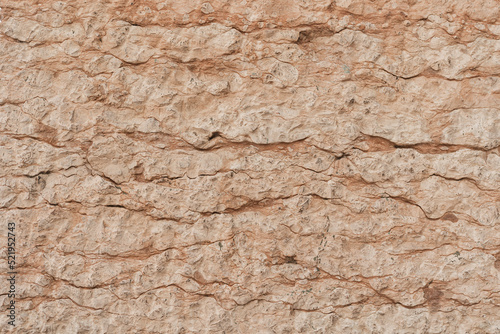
{"left": 1, "top": 0, "right": 500, "bottom": 333}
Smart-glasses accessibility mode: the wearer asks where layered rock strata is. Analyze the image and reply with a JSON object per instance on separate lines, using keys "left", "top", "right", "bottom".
{"left": 1, "top": 0, "right": 500, "bottom": 333}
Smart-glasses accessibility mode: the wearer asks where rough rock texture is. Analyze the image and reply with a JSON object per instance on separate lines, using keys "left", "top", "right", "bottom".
{"left": 1, "top": 0, "right": 500, "bottom": 333}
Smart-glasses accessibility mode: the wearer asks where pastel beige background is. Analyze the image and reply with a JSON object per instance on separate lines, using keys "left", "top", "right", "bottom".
{"left": 1, "top": 0, "right": 500, "bottom": 333}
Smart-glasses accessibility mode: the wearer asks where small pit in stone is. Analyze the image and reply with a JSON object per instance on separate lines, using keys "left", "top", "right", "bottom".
{"left": 209, "top": 131, "right": 221, "bottom": 140}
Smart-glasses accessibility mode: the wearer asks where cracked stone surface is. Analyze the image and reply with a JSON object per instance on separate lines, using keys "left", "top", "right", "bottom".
{"left": 1, "top": 0, "right": 500, "bottom": 333}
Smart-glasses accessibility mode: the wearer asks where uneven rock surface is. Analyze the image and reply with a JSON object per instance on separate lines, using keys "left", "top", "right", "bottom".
{"left": 1, "top": 0, "right": 500, "bottom": 333}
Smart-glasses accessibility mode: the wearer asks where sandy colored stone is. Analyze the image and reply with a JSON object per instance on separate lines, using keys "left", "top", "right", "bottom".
{"left": 1, "top": 0, "right": 500, "bottom": 333}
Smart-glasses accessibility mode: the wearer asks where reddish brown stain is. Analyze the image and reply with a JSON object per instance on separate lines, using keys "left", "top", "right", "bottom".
{"left": 442, "top": 213, "right": 459, "bottom": 222}
{"left": 193, "top": 271, "right": 209, "bottom": 285}
{"left": 424, "top": 286, "right": 444, "bottom": 311}
{"left": 494, "top": 253, "right": 500, "bottom": 271}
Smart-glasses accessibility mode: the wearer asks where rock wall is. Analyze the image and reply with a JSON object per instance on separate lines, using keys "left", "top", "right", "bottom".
{"left": 1, "top": 0, "right": 500, "bottom": 333}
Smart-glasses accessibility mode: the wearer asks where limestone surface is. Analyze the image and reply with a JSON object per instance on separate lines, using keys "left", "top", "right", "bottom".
{"left": 1, "top": 0, "right": 500, "bottom": 333}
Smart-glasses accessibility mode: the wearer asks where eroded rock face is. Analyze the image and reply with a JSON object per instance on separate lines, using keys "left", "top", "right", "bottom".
{"left": 1, "top": 1, "right": 500, "bottom": 333}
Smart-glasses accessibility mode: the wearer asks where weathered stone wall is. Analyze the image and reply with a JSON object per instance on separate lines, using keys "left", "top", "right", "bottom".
{"left": 1, "top": 0, "right": 500, "bottom": 333}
